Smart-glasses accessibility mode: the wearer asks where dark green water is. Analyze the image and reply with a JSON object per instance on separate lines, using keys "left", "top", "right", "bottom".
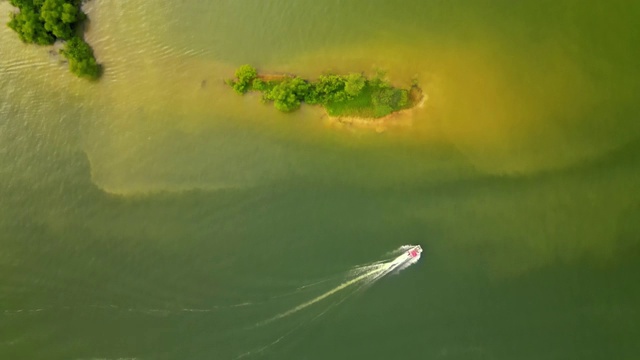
{"left": 1, "top": 1, "right": 639, "bottom": 359}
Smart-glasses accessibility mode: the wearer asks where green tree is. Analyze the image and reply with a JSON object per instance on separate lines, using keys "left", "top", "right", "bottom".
{"left": 232, "top": 64, "right": 258, "bottom": 94}
{"left": 235, "top": 64, "right": 257, "bottom": 81}
{"left": 252, "top": 78, "right": 267, "bottom": 91}
{"left": 40, "top": 0, "right": 77, "bottom": 40}
{"left": 315, "top": 75, "right": 349, "bottom": 103}
{"left": 344, "top": 73, "right": 365, "bottom": 97}
{"left": 8, "top": 8, "right": 54, "bottom": 44}
{"left": 264, "top": 77, "right": 309, "bottom": 112}
{"left": 9, "top": 0, "right": 43, "bottom": 9}
{"left": 60, "top": 36, "right": 100, "bottom": 80}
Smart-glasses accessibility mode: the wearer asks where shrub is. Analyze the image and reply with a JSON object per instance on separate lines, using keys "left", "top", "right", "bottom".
{"left": 344, "top": 73, "right": 365, "bottom": 97}
{"left": 372, "top": 88, "right": 408, "bottom": 109}
{"left": 264, "top": 77, "right": 310, "bottom": 112}
{"left": 235, "top": 64, "right": 257, "bottom": 81}
{"left": 252, "top": 78, "right": 267, "bottom": 91}
{"left": 232, "top": 64, "right": 257, "bottom": 94}
{"left": 60, "top": 36, "right": 100, "bottom": 80}
{"left": 315, "top": 75, "right": 348, "bottom": 103}
{"left": 232, "top": 82, "right": 249, "bottom": 94}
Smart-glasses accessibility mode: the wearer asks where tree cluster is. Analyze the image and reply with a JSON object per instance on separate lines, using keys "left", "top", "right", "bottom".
{"left": 61, "top": 35, "right": 100, "bottom": 79}
{"left": 8, "top": 0, "right": 81, "bottom": 44}
{"left": 227, "top": 65, "right": 412, "bottom": 117}
{"left": 6, "top": 0, "right": 100, "bottom": 80}
{"left": 370, "top": 84, "right": 409, "bottom": 118}
{"left": 229, "top": 64, "right": 258, "bottom": 94}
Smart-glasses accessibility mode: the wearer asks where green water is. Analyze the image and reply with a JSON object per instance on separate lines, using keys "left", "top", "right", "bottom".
{"left": 1, "top": 0, "right": 639, "bottom": 359}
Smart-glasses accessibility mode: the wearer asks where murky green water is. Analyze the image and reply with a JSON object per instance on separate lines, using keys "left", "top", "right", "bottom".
{"left": 1, "top": 1, "right": 639, "bottom": 359}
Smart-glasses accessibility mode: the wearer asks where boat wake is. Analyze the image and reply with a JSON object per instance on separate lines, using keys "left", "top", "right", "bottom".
{"left": 258, "top": 244, "right": 421, "bottom": 326}
{"left": 235, "top": 245, "right": 422, "bottom": 359}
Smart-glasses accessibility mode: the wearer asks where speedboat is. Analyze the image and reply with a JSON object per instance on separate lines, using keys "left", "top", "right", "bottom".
{"left": 407, "top": 245, "right": 422, "bottom": 258}
{"left": 383, "top": 245, "right": 423, "bottom": 273}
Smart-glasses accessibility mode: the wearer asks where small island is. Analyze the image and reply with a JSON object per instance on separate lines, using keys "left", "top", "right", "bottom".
{"left": 226, "top": 65, "right": 422, "bottom": 119}
{"left": 6, "top": 0, "right": 101, "bottom": 80}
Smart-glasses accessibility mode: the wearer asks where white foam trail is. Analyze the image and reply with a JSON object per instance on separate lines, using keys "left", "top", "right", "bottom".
{"left": 348, "top": 263, "right": 387, "bottom": 277}
{"left": 256, "top": 265, "right": 387, "bottom": 326}
{"left": 234, "top": 246, "right": 421, "bottom": 359}
{"left": 296, "top": 278, "right": 332, "bottom": 290}
{"left": 257, "top": 246, "right": 422, "bottom": 326}
{"left": 393, "top": 254, "right": 421, "bottom": 274}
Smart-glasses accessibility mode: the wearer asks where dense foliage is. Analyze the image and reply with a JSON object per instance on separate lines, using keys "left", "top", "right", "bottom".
{"left": 262, "top": 77, "right": 310, "bottom": 112}
{"left": 230, "top": 64, "right": 258, "bottom": 94}
{"left": 61, "top": 36, "right": 101, "bottom": 79}
{"left": 227, "top": 65, "right": 416, "bottom": 118}
{"left": 6, "top": 0, "right": 100, "bottom": 80}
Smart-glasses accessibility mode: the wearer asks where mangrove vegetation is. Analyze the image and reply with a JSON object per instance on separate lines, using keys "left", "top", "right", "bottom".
{"left": 227, "top": 65, "right": 421, "bottom": 118}
{"left": 6, "top": 0, "right": 101, "bottom": 80}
